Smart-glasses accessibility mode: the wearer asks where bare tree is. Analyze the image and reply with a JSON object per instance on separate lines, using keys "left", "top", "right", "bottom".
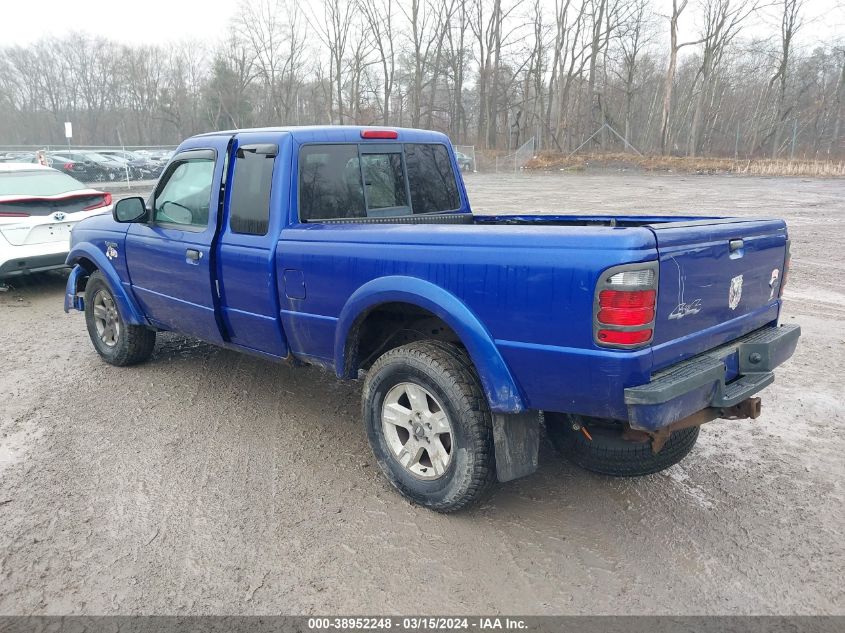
{"left": 614, "top": 0, "right": 654, "bottom": 150}
{"left": 0, "top": 0, "right": 841, "bottom": 159}
{"left": 359, "top": 0, "right": 399, "bottom": 124}
{"left": 830, "top": 47, "right": 845, "bottom": 156}
{"left": 769, "top": 0, "right": 804, "bottom": 157}
{"left": 658, "top": 0, "right": 707, "bottom": 154}
{"left": 686, "top": 0, "right": 761, "bottom": 157}
{"left": 307, "top": 0, "right": 356, "bottom": 123}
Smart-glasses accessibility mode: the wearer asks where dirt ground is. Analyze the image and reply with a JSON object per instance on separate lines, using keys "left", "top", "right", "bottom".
{"left": 0, "top": 172, "right": 842, "bottom": 615}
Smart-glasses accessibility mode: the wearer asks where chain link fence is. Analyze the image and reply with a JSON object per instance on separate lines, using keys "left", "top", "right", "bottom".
{"left": 495, "top": 138, "right": 536, "bottom": 173}
{"left": 453, "top": 144, "right": 476, "bottom": 173}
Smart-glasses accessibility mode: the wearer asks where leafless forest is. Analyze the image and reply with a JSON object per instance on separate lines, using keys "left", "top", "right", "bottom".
{"left": 0, "top": 0, "right": 842, "bottom": 159}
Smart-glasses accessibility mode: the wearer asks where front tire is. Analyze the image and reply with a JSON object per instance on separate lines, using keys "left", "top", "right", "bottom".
{"left": 545, "top": 413, "right": 699, "bottom": 477}
{"left": 362, "top": 341, "right": 496, "bottom": 512}
{"left": 84, "top": 271, "right": 156, "bottom": 366}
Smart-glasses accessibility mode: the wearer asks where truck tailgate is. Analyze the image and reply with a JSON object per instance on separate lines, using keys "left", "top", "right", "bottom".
{"left": 648, "top": 218, "right": 788, "bottom": 367}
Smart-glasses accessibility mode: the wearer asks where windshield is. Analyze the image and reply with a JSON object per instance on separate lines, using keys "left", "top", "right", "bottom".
{"left": 0, "top": 170, "right": 86, "bottom": 196}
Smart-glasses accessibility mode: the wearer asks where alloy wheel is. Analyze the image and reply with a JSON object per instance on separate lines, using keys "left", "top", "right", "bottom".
{"left": 381, "top": 382, "right": 453, "bottom": 480}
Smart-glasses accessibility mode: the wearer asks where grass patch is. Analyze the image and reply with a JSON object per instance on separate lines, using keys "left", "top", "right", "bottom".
{"left": 523, "top": 152, "right": 845, "bottom": 177}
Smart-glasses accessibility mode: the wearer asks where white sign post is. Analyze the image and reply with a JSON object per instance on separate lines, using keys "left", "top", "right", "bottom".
{"left": 64, "top": 121, "right": 72, "bottom": 152}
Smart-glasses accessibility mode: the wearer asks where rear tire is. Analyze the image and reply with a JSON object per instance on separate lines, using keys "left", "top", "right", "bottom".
{"left": 84, "top": 271, "right": 156, "bottom": 366}
{"left": 362, "top": 341, "right": 496, "bottom": 512}
{"left": 545, "top": 413, "right": 699, "bottom": 477}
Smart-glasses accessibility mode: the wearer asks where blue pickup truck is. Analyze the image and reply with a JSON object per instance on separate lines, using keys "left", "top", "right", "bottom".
{"left": 64, "top": 126, "right": 800, "bottom": 512}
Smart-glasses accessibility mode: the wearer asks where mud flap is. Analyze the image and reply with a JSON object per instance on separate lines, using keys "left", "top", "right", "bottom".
{"left": 492, "top": 412, "right": 540, "bottom": 482}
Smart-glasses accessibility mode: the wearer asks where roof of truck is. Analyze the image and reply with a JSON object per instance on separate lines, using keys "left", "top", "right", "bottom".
{"left": 192, "top": 125, "right": 450, "bottom": 144}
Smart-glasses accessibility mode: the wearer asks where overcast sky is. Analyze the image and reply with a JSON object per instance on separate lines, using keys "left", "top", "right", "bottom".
{"left": 0, "top": 0, "right": 842, "bottom": 49}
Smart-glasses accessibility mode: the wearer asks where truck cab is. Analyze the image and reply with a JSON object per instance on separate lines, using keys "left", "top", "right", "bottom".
{"left": 64, "top": 126, "right": 799, "bottom": 512}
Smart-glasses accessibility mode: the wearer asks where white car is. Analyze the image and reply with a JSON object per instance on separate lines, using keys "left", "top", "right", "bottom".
{"left": 0, "top": 163, "right": 113, "bottom": 280}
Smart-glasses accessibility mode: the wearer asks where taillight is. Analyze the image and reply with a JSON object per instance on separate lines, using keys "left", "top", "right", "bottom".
{"left": 598, "top": 289, "right": 656, "bottom": 325}
{"left": 594, "top": 265, "right": 658, "bottom": 348}
{"left": 83, "top": 193, "right": 112, "bottom": 210}
{"left": 361, "top": 129, "right": 398, "bottom": 139}
{"left": 0, "top": 211, "right": 30, "bottom": 217}
{"left": 64, "top": 162, "right": 74, "bottom": 170}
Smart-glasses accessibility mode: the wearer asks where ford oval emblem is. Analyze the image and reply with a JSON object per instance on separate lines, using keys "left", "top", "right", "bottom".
{"left": 53, "top": 212, "right": 66, "bottom": 221}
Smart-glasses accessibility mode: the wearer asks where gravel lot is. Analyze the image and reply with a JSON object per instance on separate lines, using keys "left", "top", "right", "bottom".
{"left": 0, "top": 172, "right": 842, "bottom": 615}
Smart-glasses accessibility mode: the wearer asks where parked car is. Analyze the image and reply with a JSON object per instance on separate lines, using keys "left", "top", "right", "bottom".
{"left": 37, "top": 154, "right": 97, "bottom": 180}
{"left": 57, "top": 151, "right": 127, "bottom": 182}
{"left": 0, "top": 163, "right": 112, "bottom": 280}
{"left": 98, "top": 150, "right": 164, "bottom": 180}
{"left": 0, "top": 152, "right": 36, "bottom": 163}
{"left": 455, "top": 150, "right": 475, "bottom": 172}
{"left": 145, "top": 149, "right": 175, "bottom": 165}
{"left": 63, "top": 126, "right": 800, "bottom": 512}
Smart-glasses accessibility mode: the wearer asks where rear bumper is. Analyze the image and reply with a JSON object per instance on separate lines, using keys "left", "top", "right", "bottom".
{"left": 0, "top": 251, "right": 69, "bottom": 278}
{"left": 624, "top": 324, "right": 801, "bottom": 431}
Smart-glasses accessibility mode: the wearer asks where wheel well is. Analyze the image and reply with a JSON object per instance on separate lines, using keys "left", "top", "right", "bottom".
{"left": 72, "top": 257, "right": 97, "bottom": 294}
{"left": 345, "top": 303, "right": 462, "bottom": 376}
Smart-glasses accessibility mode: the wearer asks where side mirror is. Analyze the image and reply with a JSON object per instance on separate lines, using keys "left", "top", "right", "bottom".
{"left": 113, "top": 197, "right": 147, "bottom": 223}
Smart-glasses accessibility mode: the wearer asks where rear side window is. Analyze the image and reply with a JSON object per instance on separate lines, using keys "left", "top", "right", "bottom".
{"left": 299, "top": 145, "right": 365, "bottom": 221}
{"left": 230, "top": 144, "right": 276, "bottom": 235}
{"left": 405, "top": 144, "right": 460, "bottom": 213}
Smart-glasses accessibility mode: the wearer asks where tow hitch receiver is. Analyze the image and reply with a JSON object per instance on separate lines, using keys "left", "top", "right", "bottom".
{"left": 649, "top": 397, "right": 762, "bottom": 453}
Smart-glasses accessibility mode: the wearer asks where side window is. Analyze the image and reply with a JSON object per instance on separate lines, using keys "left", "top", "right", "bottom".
{"left": 229, "top": 145, "right": 276, "bottom": 235}
{"left": 361, "top": 153, "right": 408, "bottom": 212}
{"left": 299, "top": 144, "right": 365, "bottom": 221}
{"left": 405, "top": 144, "right": 460, "bottom": 213}
{"left": 154, "top": 158, "right": 215, "bottom": 228}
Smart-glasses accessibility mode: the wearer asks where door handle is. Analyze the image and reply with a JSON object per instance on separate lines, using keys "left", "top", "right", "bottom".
{"left": 185, "top": 248, "right": 202, "bottom": 263}
{"left": 729, "top": 239, "right": 744, "bottom": 252}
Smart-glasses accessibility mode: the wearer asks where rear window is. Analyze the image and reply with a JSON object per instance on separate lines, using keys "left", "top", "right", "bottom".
{"left": 298, "top": 143, "right": 460, "bottom": 222}
{"left": 361, "top": 153, "right": 408, "bottom": 211}
{"left": 0, "top": 170, "right": 86, "bottom": 196}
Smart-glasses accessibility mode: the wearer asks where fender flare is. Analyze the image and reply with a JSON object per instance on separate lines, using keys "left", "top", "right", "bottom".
{"left": 66, "top": 243, "right": 147, "bottom": 326}
{"left": 334, "top": 276, "right": 526, "bottom": 413}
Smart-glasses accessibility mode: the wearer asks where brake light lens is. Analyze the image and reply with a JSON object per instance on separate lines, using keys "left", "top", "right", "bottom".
{"left": 0, "top": 211, "right": 30, "bottom": 217}
{"left": 64, "top": 162, "right": 74, "bottom": 170}
{"left": 599, "top": 289, "right": 656, "bottom": 308}
{"left": 361, "top": 129, "right": 398, "bottom": 139}
{"left": 597, "top": 329, "right": 653, "bottom": 345}
{"left": 594, "top": 265, "right": 658, "bottom": 348}
{"left": 598, "top": 289, "right": 656, "bottom": 326}
{"left": 83, "top": 193, "right": 112, "bottom": 210}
